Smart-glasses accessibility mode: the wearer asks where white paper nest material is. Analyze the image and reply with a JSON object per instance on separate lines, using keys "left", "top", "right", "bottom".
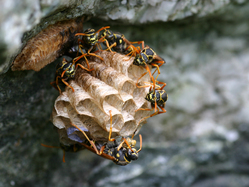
{"left": 52, "top": 51, "right": 152, "bottom": 142}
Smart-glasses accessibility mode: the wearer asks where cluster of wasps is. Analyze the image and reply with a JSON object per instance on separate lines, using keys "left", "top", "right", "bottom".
{"left": 43, "top": 26, "right": 168, "bottom": 166}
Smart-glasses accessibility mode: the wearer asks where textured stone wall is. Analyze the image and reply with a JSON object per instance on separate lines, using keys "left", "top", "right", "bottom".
{"left": 1, "top": 0, "right": 249, "bottom": 186}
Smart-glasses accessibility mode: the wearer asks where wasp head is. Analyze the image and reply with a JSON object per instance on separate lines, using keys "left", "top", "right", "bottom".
{"left": 133, "top": 53, "right": 146, "bottom": 66}
{"left": 113, "top": 147, "right": 139, "bottom": 166}
{"left": 82, "top": 28, "right": 99, "bottom": 46}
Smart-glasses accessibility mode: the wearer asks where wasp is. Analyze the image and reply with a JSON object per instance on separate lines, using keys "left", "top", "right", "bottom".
{"left": 136, "top": 82, "right": 168, "bottom": 126}
{"left": 100, "top": 29, "right": 143, "bottom": 57}
{"left": 133, "top": 46, "right": 165, "bottom": 91}
{"left": 73, "top": 26, "right": 110, "bottom": 69}
{"left": 70, "top": 110, "right": 142, "bottom": 166}
{"left": 137, "top": 80, "right": 167, "bottom": 110}
{"left": 101, "top": 136, "right": 140, "bottom": 165}
{"left": 50, "top": 57, "right": 93, "bottom": 94}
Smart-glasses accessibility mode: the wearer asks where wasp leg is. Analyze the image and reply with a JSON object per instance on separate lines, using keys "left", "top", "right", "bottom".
{"left": 73, "top": 53, "right": 88, "bottom": 65}
{"left": 85, "top": 45, "right": 104, "bottom": 62}
{"left": 136, "top": 72, "right": 148, "bottom": 88}
{"left": 123, "top": 38, "right": 144, "bottom": 49}
{"left": 124, "top": 45, "right": 141, "bottom": 60}
{"left": 92, "top": 25, "right": 111, "bottom": 52}
{"left": 137, "top": 105, "right": 166, "bottom": 126}
{"left": 116, "top": 140, "right": 125, "bottom": 152}
{"left": 131, "top": 130, "right": 142, "bottom": 146}
{"left": 75, "top": 26, "right": 110, "bottom": 37}
{"left": 88, "top": 52, "right": 104, "bottom": 61}
{"left": 77, "top": 45, "right": 97, "bottom": 70}
{"left": 158, "top": 106, "right": 167, "bottom": 115}
{"left": 142, "top": 81, "right": 162, "bottom": 90}
{"left": 137, "top": 134, "right": 142, "bottom": 153}
{"left": 151, "top": 59, "right": 164, "bottom": 81}
{"left": 105, "top": 41, "right": 117, "bottom": 53}
{"left": 60, "top": 69, "right": 67, "bottom": 78}
{"left": 74, "top": 44, "right": 97, "bottom": 70}
{"left": 135, "top": 107, "right": 151, "bottom": 113}
{"left": 61, "top": 79, "right": 74, "bottom": 92}
{"left": 150, "top": 63, "right": 161, "bottom": 82}
{"left": 125, "top": 39, "right": 144, "bottom": 51}
{"left": 137, "top": 108, "right": 159, "bottom": 127}
{"left": 70, "top": 123, "right": 101, "bottom": 155}
{"left": 108, "top": 110, "right": 115, "bottom": 142}
{"left": 55, "top": 76, "right": 62, "bottom": 94}
{"left": 76, "top": 63, "right": 94, "bottom": 72}
{"left": 96, "top": 42, "right": 103, "bottom": 51}
{"left": 95, "top": 26, "right": 110, "bottom": 34}
{"left": 136, "top": 73, "right": 163, "bottom": 90}
{"left": 123, "top": 138, "right": 133, "bottom": 152}
{"left": 92, "top": 27, "right": 112, "bottom": 52}
{"left": 72, "top": 52, "right": 93, "bottom": 71}
{"left": 155, "top": 81, "right": 166, "bottom": 90}
{"left": 125, "top": 46, "right": 135, "bottom": 57}
{"left": 99, "top": 145, "right": 106, "bottom": 155}
{"left": 41, "top": 143, "right": 60, "bottom": 149}
{"left": 98, "top": 34, "right": 116, "bottom": 53}
{"left": 50, "top": 80, "right": 59, "bottom": 91}
{"left": 131, "top": 41, "right": 144, "bottom": 50}
{"left": 76, "top": 38, "right": 84, "bottom": 57}
{"left": 62, "top": 150, "right": 66, "bottom": 163}
{"left": 98, "top": 110, "right": 116, "bottom": 154}
{"left": 135, "top": 64, "right": 155, "bottom": 90}
{"left": 41, "top": 143, "right": 66, "bottom": 162}
{"left": 78, "top": 43, "right": 84, "bottom": 55}
{"left": 144, "top": 64, "right": 156, "bottom": 92}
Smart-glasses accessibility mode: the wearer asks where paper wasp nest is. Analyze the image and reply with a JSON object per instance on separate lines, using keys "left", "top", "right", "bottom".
{"left": 11, "top": 17, "right": 85, "bottom": 71}
{"left": 52, "top": 51, "right": 152, "bottom": 142}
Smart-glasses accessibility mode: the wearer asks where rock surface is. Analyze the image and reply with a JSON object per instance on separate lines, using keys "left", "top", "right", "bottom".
{"left": 1, "top": 0, "right": 249, "bottom": 187}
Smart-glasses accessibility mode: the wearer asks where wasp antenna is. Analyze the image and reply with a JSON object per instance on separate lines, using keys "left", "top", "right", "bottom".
{"left": 108, "top": 110, "right": 115, "bottom": 142}
{"left": 96, "top": 26, "right": 110, "bottom": 34}
{"left": 62, "top": 150, "right": 66, "bottom": 163}
{"left": 70, "top": 123, "right": 91, "bottom": 143}
{"left": 41, "top": 143, "right": 60, "bottom": 149}
{"left": 123, "top": 138, "right": 133, "bottom": 152}
{"left": 137, "top": 134, "right": 142, "bottom": 153}
{"left": 117, "top": 140, "right": 125, "bottom": 151}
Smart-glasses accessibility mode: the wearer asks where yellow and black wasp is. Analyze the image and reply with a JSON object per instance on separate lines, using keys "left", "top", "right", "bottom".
{"left": 135, "top": 82, "right": 168, "bottom": 126}
{"left": 70, "top": 110, "right": 142, "bottom": 166}
{"left": 50, "top": 57, "right": 93, "bottom": 94}
{"left": 73, "top": 26, "right": 110, "bottom": 69}
{"left": 100, "top": 29, "right": 143, "bottom": 57}
{"left": 133, "top": 46, "right": 166, "bottom": 91}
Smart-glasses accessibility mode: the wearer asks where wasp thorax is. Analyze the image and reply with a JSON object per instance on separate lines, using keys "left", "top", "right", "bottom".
{"left": 52, "top": 51, "right": 152, "bottom": 143}
{"left": 133, "top": 54, "right": 142, "bottom": 66}
{"left": 160, "top": 90, "right": 168, "bottom": 105}
{"left": 146, "top": 90, "right": 168, "bottom": 108}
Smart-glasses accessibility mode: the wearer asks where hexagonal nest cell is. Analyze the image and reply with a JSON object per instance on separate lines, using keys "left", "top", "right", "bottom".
{"left": 52, "top": 51, "right": 152, "bottom": 143}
